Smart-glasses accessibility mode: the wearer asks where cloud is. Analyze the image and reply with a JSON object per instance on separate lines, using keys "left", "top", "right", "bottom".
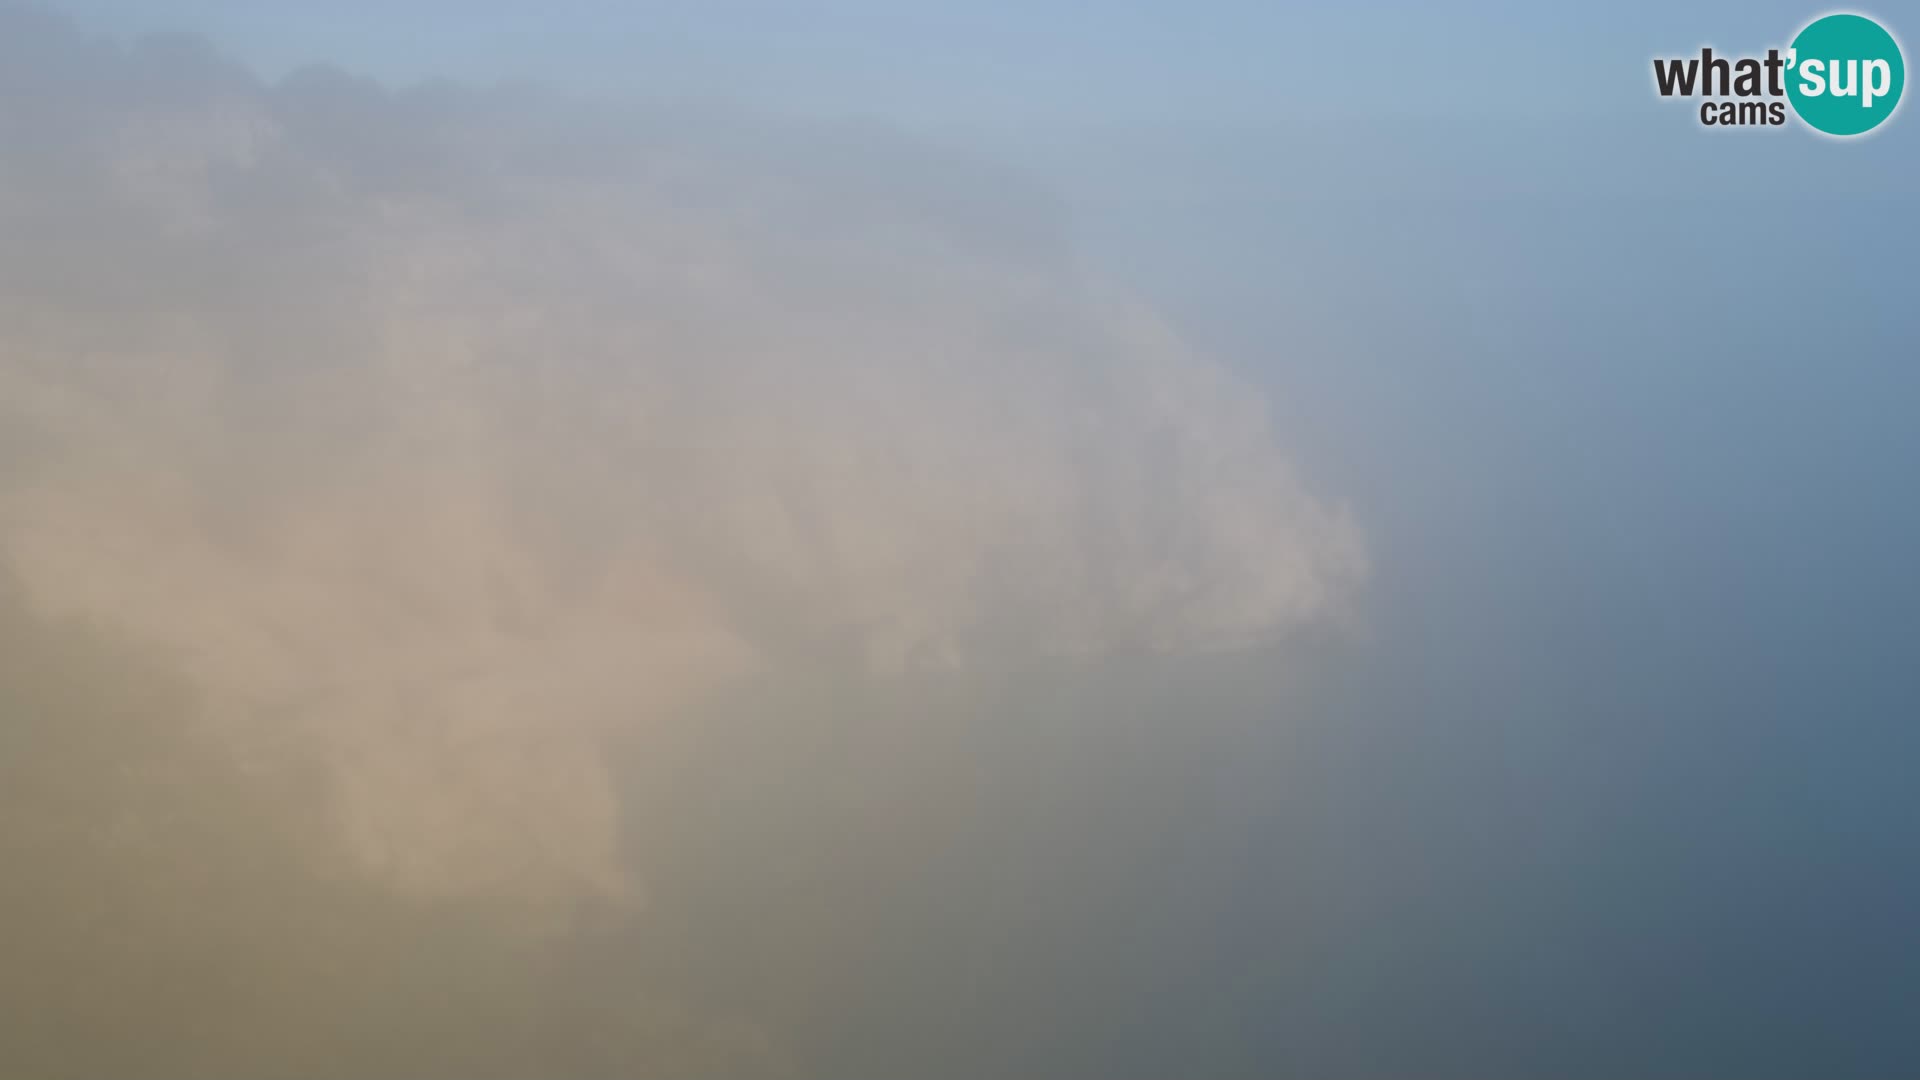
{"left": 0, "top": 7, "right": 1363, "bottom": 911}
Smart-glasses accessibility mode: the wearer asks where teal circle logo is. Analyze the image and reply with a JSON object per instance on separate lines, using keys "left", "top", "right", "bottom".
{"left": 1786, "top": 13, "right": 1905, "bottom": 135}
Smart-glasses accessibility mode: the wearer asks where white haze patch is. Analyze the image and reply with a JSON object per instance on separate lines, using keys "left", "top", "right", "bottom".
{"left": 0, "top": 10, "right": 1364, "bottom": 911}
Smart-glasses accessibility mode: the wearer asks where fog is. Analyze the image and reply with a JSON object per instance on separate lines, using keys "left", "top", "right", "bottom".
{"left": 9, "top": 3, "right": 1920, "bottom": 1078}
{"left": 0, "top": 8, "right": 1362, "bottom": 1076}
